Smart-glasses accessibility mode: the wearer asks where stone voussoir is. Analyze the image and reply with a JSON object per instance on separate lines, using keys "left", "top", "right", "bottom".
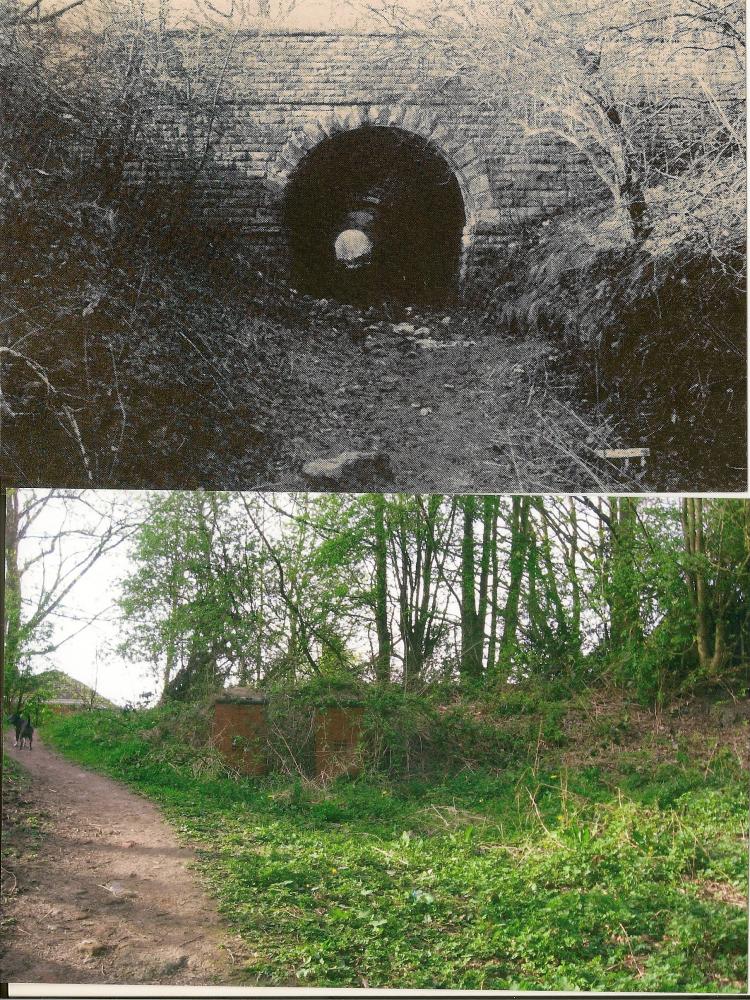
{"left": 125, "top": 28, "right": 731, "bottom": 287}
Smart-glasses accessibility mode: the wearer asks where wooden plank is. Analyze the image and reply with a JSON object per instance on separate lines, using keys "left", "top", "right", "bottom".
{"left": 595, "top": 448, "right": 651, "bottom": 460}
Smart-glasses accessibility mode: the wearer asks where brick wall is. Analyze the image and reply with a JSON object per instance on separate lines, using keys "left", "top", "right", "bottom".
{"left": 136, "top": 31, "right": 599, "bottom": 269}
{"left": 314, "top": 706, "right": 364, "bottom": 779}
{"left": 212, "top": 701, "right": 268, "bottom": 775}
{"left": 134, "top": 28, "right": 742, "bottom": 288}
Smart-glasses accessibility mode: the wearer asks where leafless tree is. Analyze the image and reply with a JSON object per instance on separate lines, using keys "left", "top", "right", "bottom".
{"left": 362, "top": 0, "right": 744, "bottom": 256}
{"left": 3, "top": 488, "right": 137, "bottom": 711}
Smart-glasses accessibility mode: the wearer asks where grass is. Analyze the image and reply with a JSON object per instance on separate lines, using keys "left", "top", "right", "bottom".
{"left": 39, "top": 705, "right": 748, "bottom": 992}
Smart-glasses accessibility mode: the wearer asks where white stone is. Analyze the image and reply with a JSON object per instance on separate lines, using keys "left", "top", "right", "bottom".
{"left": 302, "top": 451, "right": 392, "bottom": 486}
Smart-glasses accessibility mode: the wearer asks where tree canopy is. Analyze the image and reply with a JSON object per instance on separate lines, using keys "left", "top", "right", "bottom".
{"left": 113, "top": 493, "right": 749, "bottom": 704}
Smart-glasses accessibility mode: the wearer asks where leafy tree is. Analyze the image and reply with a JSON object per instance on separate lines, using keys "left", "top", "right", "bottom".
{"left": 114, "top": 491, "right": 749, "bottom": 705}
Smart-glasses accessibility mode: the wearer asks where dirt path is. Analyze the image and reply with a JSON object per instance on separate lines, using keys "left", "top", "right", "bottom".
{"left": 257, "top": 307, "right": 645, "bottom": 493}
{"left": 1, "top": 732, "right": 246, "bottom": 987}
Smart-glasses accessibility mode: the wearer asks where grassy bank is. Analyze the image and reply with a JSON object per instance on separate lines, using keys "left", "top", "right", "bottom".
{"left": 40, "top": 693, "right": 748, "bottom": 992}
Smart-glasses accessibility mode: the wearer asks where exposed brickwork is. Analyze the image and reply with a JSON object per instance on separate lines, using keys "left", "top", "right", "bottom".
{"left": 212, "top": 701, "right": 268, "bottom": 776}
{"left": 45, "top": 704, "right": 84, "bottom": 717}
{"left": 132, "top": 29, "right": 600, "bottom": 285}
{"left": 314, "top": 706, "right": 364, "bottom": 779}
{"left": 135, "top": 29, "right": 742, "bottom": 289}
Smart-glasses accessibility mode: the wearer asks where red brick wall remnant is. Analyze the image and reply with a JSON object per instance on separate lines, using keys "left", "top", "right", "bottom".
{"left": 314, "top": 706, "right": 363, "bottom": 779}
{"left": 212, "top": 699, "right": 268, "bottom": 775}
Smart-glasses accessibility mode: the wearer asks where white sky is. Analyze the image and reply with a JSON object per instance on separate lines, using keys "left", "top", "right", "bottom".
{"left": 49, "top": 530, "right": 154, "bottom": 706}
{"left": 16, "top": 491, "right": 154, "bottom": 706}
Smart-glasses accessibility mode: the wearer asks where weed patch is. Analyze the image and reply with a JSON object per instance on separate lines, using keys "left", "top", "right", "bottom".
{"left": 42, "top": 707, "right": 748, "bottom": 991}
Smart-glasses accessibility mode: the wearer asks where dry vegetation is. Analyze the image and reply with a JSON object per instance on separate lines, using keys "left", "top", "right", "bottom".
{"left": 0, "top": 0, "right": 745, "bottom": 488}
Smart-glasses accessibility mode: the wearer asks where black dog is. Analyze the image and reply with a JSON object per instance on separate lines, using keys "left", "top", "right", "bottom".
{"left": 9, "top": 713, "right": 33, "bottom": 750}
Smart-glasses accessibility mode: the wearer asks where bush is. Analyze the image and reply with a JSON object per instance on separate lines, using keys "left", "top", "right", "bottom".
{"left": 0, "top": 6, "right": 287, "bottom": 484}
{"left": 361, "top": 686, "right": 438, "bottom": 776}
{"left": 471, "top": 203, "right": 745, "bottom": 490}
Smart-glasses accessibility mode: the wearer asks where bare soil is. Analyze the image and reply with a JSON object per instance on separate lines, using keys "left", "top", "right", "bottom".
{"left": 259, "top": 305, "right": 646, "bottom": 492}
{"left": 1, "top": 731, "right": 246, "bottom": 987}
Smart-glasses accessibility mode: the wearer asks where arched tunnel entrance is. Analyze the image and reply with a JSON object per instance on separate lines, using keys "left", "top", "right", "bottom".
{"left": 282, "top": 126, "right": 467, "bottom": 306}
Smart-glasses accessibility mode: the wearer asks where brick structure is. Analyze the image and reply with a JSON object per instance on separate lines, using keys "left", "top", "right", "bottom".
{"left": 133, "top": 28, "right": 741, "bottom": 295}
{"left": 314, "top": 704, "right": 364, "bottom": 779}
{"left": 134, "top": 29, "right": 602, "bottom": 290}
{"left": 212, "top": 687, "right": 269, "bottom": 776}
{"left": 45, "top": 699, "right": 87, "bottom": 716}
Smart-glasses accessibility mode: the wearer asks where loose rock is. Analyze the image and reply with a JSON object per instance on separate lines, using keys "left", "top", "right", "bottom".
{"left": 302, "top": 451, "right": 393, "bottom": 487}
{"left": 77, "top": 938, "right": 112, "bottom": 957}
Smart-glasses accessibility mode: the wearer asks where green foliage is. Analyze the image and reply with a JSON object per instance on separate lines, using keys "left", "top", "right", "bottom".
{"left": 42, "top": 706, "right": 747, "bottom": 992}
{"left": 361, "top": 686, "right": 438, "bottom": 776}
{"left": 277, "top": 675, "right": 365, "bottom": 707}
{"left": 110, "top": 490, "right": 750, "bottom": 710}
{"left": 261, "top": 681, "right": 569, "bottom": 779}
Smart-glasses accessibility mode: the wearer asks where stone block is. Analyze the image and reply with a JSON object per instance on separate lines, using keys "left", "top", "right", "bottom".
{"left": 476, "top": 207, "right": 503, "bottom": 228}
{"left": 453, "top": 141, "right": 478, "bottom": 168}
{"left": 386, "top": 103, "right": 407, "bottom": 128}
{"left": 468, "top": 173, "right": 491, "bottom": 196}
{"left": 401, "top": 105, "right": 422, "bottom": 133}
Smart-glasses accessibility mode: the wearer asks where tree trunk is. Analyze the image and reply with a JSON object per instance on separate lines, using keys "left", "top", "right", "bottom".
{"left": 486, "top": 498, "right": 500, "bottom": 676}
{"left": 608, "top": 497, "right": 642, "bottom": 651}
{"left": 3, "top": 490, "right": 23, "bottom": 709}
{"left": 567, "top": 498, "right": 582, "bottom": 644}
{"left": 681, "top": 497, "right": 728, "bottom": 677}
{"left": 373, "top": 493, "right": 391, "bottom": 683}
{"left": 459, "top": 496, "right": 479, "bottom": 680}
{"left": 498, "top": 496, "right": 531, "bottom": 675}
{"left": 533, "top": 497, "right": 570, "bottom": 653}
{"left": 477, "top": 495, "right": 494, "bottom": 656}
{"left": 577, "top": 45, "right": 651, "bottom": 242}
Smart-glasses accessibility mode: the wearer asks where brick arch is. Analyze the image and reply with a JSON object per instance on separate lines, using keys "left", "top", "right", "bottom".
{"left": 267, "top": 104, "right": 495, "bottom": 259}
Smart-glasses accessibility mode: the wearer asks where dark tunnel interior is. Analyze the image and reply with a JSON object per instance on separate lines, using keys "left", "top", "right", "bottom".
{"left": 282, "top": 126, "right": 466, "bottom": 306}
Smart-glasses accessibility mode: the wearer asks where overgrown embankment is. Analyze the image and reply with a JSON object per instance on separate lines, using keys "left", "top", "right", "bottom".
{"left": 2, "top": 7, "right": 744, "bottom": 489}
{"left": 471, "top": 214, "right": 746, "bottom": 491}
{"left": 40, "top": 684, "right": 749, "bottom": 992}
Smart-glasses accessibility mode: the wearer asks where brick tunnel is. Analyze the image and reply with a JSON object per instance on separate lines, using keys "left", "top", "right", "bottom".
{"left": 282, "top": 125, "right": 467, "bottom": 306}
{"left": 138, "top": 27, "right": 711, "bottom": 303}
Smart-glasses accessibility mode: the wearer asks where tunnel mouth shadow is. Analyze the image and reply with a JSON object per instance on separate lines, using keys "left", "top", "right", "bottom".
{"left": 283, "top": 126, "right": 466, "bottom": 307}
